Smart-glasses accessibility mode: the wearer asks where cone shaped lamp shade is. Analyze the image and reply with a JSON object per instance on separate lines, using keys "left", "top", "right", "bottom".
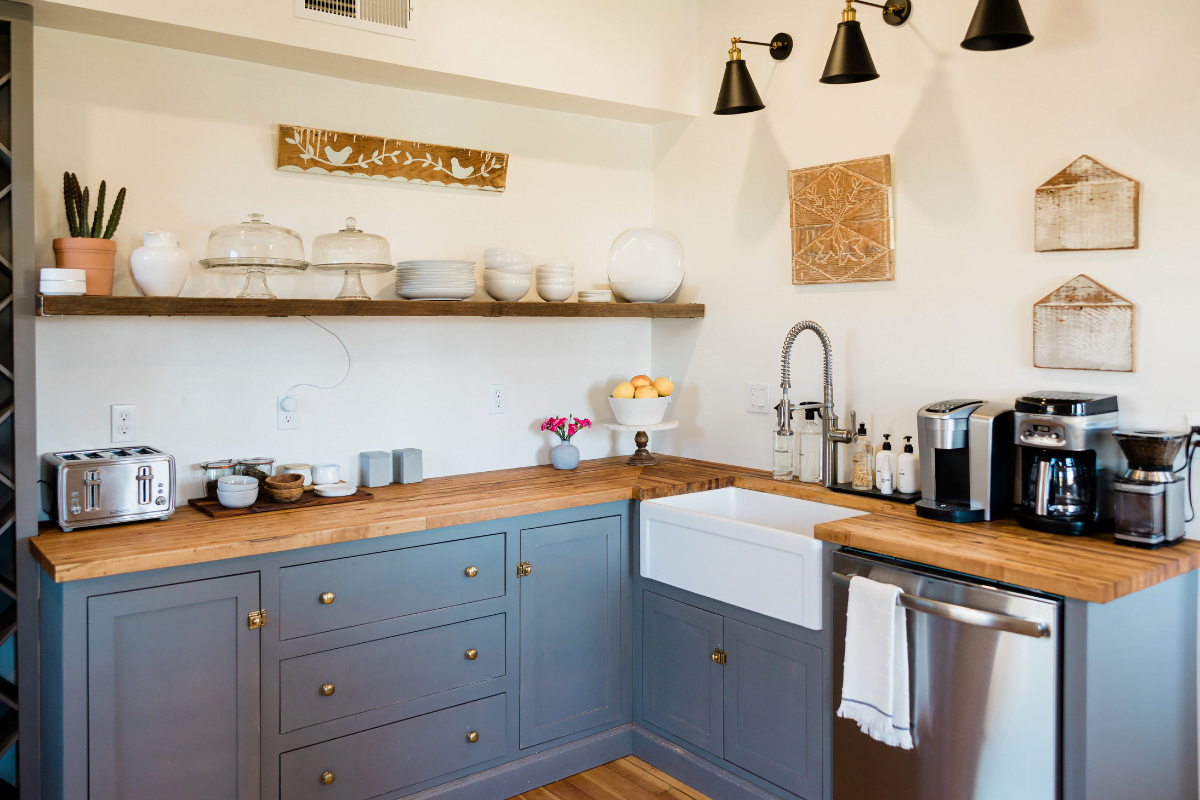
{"left": 961, "top": 0, "right": 1034, "bottom": 51}
{"left": 820, "top": 21, "right": 880, "bottom": 84}
{"left": 714, "top": 59, "right": 765, "bottom": 115}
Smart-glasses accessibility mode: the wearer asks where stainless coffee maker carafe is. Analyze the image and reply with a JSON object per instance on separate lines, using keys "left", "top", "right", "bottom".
{"left": 1014, "top": 392, "right": 1119, "bottom": 535}
{"left": 1113, "top": 430, "right": 1190, "bottom": 548}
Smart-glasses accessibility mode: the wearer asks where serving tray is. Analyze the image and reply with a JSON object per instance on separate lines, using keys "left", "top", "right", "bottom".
{"left": 189, "top": 487, "right": 373, "bottom": 518}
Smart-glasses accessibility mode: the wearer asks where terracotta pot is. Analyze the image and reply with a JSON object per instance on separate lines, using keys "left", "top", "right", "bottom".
{"left": 53, "top": 238, "right": 117, "bottom": 296}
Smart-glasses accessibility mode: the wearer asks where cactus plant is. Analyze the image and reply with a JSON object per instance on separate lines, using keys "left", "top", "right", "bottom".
{"left": 62, "top": 172, "right": 126, "bottom": 239}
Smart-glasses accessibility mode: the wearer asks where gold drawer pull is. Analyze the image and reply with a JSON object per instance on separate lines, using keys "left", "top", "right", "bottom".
{"left": 465, "top": 566, "right": 478, "bottom": 578}
{"left": 321, "top": 771, "right": 335, "bottom": 785}
{"left": 319, "top": 592, "right": 335, "bottom": 605}
{"left": 465, "top": 649, "right": 478, "bottom": 660}
{"left": 320, "top": 683, "right": 335, "bottom": 696}
{"left": 466, "top": 731, "right": 479, "bottom": 744}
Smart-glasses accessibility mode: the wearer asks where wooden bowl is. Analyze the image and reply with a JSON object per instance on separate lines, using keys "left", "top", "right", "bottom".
{"left": 266, "top": 484, "right": 305, "bottom": 503}
{"left": 265, "top": 472, "right": 305, "bottom": 490}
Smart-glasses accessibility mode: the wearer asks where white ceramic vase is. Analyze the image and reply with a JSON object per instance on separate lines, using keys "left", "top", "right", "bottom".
{"left": 130, "top": 231, "right": 190, "bottom": 297}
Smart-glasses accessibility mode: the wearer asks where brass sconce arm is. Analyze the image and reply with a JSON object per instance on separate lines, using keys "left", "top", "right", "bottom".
{"left": 727, "top": 34, "right": 794, "bottom": 62}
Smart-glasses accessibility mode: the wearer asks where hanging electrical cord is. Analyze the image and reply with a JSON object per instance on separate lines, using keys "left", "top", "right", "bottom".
{"left": 286, "top": 317, "right": 352, "bottom": 396}
{"left": 1181, "top": 430, "right": 1200, "bottom": 524}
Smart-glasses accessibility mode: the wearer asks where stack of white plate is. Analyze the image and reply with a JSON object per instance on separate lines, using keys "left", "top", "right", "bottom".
{"left": 483, "top": 248, "right": 533, "bottom": 301}
{"left": 536, "top": 261, "right": 575, "bottom": 303}
{"left": 395, "top": 260, "right": 477, "bottom": 301}
{"left": 40, "top": 268, "right": 87, "bottom": 296}
{"left": 578, "top": 289, "right": 613, "bottom": 303}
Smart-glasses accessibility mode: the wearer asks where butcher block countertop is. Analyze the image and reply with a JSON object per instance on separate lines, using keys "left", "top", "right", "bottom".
{"left": 31, "top": 456, "right": 1200, "bottom": 602}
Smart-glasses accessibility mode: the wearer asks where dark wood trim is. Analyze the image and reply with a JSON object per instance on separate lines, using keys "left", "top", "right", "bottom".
{"left": 36, "top": 295, "right": 705, "bottom": 319}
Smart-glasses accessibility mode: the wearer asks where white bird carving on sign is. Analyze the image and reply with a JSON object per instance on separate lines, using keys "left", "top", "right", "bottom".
{"left": 325, "top": 145, "right": 353, "bottom": 165}
{"left": 449, "top": 158, "right": 475, "bottom": 179}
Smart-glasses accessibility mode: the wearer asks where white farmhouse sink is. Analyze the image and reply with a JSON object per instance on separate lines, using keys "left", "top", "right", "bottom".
{"left": 640, "top": 488, "right": 867, "bottom": 630}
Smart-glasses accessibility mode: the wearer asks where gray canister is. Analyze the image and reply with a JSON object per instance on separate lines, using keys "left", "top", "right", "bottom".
{"left": 392, "top": 448, "right": 423, "bottom": 484}
{"left": 359, "top": 451, "right": 392, "bottom": 488}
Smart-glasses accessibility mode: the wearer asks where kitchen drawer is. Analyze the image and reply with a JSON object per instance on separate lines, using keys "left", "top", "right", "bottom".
{"left": 279, "top": 533, "right": 505, "bottom": 639}
{"left": 279, "top": 694, "right": 507, "bottom": 800}
{"left": 279, "top": 614, "right": 505, "bottom": 733}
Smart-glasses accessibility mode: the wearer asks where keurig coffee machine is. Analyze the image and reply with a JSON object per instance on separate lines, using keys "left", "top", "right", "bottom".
{"left": 915, "top": 399, "right": 1015, "bottom": 523}
{"left": 1112, "top": 430, "right": 1190, "bottom": 548}
{"left": 1014, "top": 391, "right": 1119, "bottom": 535}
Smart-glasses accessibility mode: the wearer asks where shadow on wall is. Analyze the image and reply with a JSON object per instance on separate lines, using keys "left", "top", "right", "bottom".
{"left": 650, "top": 319, "right": 703, "bottom": 457}
{"left": 735, "top": 71, "right": 790, "bottom": 240}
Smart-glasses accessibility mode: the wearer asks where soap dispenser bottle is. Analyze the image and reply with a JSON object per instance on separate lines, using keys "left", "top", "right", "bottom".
{"left": 851, "top": 423, "right": 875, "bottom": 491}
{"left": 875, "top": 434, "right": 895, "bottom": 495}
{"left": 772, "top": 401, "right": 795, "bottom": 481}
{"left": 897, "top": 435, "right": 920, "bottom": 494}
{"left": 796, "top": 403, "right": 823, "bottom": 484}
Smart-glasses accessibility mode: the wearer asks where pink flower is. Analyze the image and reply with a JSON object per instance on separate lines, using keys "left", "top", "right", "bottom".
{"left": 568, "top": 424, "right": 578, "bottom": 436}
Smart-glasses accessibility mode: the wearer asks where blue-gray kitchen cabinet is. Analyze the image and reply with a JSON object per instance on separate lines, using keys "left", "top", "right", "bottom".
{"left": 641, "top": 591, "right": 724, "bottom": 756}
{"left": 518, "top": 515, "right": 623, "bottom": 748}
{"left": 87, "top": 572, "right": 261, "bottom": 800}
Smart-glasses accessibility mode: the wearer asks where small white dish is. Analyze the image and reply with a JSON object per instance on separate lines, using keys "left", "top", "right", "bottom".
{"left": 311, "top": 464, "right": 340, "bottom": 485}
{"left": 217, "top": 487, "right": 258, "bottom": 508}
{"left": 314, "top": 483, "right": 357, "bottom": 497}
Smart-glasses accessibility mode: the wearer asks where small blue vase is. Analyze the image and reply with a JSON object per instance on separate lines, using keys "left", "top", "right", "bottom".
{"left": 551, "top": 441, "right": 581, "bottom": 470}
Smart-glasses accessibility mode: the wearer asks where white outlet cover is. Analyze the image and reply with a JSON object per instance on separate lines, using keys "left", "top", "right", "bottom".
{"left": 278, "top": 395, "right": 300, "bottom": 430}
{"left": 747, "top": 383, "right": 770, "bottom": 414}
{"left": 111, "top": 404, "right": 136, "bottom": 443}
{"left": 489, "top": 384, "right": 505, "bottom": 415}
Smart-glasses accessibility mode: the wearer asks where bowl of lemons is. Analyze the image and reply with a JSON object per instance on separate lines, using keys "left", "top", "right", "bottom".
{"left": 608, "top": 375, "right": 674, "bottom": 426}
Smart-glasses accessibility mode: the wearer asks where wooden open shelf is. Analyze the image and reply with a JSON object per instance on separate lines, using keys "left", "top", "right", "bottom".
{"left": 36, "top": 295, "right": 705, "bottom": 319}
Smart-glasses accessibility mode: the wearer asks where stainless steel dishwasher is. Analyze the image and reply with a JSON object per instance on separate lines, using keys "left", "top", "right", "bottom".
{"left": 831, "top": 550, "right": 1061, "bottom": 800}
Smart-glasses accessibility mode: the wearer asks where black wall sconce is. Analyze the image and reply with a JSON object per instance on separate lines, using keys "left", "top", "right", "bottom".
{"left": 713, "top": 33, "right": 794, "bottom": 115}
{"left": 821, "top": 0, "right": 911, "bottom": 84}
{"left": 961, "top": 0, "right": 1034, "bottom": 51}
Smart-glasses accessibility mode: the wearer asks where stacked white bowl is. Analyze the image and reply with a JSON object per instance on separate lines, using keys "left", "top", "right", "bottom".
{"left": 40, "top": 268, "right": 87, "bottom": 296}
{"left": 483, "top": 248, "right": 533, "bottom": 301}
{"left": 395, "top": 260, "right": 477, "bottom": 301}
{"left": 536, "top": 261, "right": 575, "bottom": 303}
{"left": 216, "top": 475, "right": 259, "bottom": 509}
{"left": 577, "top": 288, "right": 613, "bottom": 303}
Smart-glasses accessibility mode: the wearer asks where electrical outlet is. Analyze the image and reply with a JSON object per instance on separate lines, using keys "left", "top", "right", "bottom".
{"left": 746, "top": 383, "right": 770, "bottom": 414}
{"left": 489, "top": 384, "right": 506, "bottom": 414}
{"left": 111, "top": 404, "right": 136, "bottom": 443}
{"left": 278, "top": 395, "right": 300, "bottom": 430}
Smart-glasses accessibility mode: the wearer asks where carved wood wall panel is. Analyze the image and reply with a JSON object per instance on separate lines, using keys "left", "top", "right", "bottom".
{"left": 1035, "top": 155, "right": 1138, "bottom": 252}
{"left": 1033, "top": 274, "right": 1135, "bottom": 372}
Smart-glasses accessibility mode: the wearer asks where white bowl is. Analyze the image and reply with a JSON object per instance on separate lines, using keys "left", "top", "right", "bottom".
{"left": 314, "top": 483, "right": 357, "bottom": 497}
{"left": 217, "top": 487, "right": 258, "bottom": 508}
{"left": 484, "top": 263, "right": 533, "bottom": 276}
{"left": 535, "top": 266, "right": 574, "bottom": 274}
{"left": 40, "top": 280, "right": 87, "bottom": 295}
{"left": 611, "top": 280, "right": 678, "bottom": 303}
{"left": 312, "top": 463, "right": 341, "bottom": 485}
{"left": 484, "top": 253, "right": 532, "bottom": 267}
{"left": 41, "top": 268, "right": 87, "bottom": 280}
{"left": 483, "top": 248, "right": 528, "bottom": 260}
{"left": 485, "top": 280, "right": 531, "bottom": 301}
{"left": 537, "top": 284, "right": 573, "bottom": 302}
{"left": 609, "top": 396, "right": 671, "bottom": 426}
{"left": 217, "top": 475, "right": 259, "bottom": 492}
{"left": 538, "top": 260, "right": 574, "bottom": 270}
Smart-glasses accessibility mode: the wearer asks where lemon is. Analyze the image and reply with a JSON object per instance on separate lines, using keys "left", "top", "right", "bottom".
{"left": 612, "top": 382, "right": 636, "bottom": 399}
{"left": 634, "top": 385, "right": 660, "bottom": 399}
{"left": 630, "top": 375, "right": 652, "bottom": 388}
{"left": 652, "top": 377, "right": 674, "bottom": 397}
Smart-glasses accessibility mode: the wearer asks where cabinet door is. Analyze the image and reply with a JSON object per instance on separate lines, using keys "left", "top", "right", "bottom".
{"left": 88, "top": 574, "right": 261, "bottom": 800}
{"left": 724, "top": 619, "right": 822, "bottom": 799}
{"left": 642, "top": 591, "right": 724, "bottom": 756}
{"left": 519, "top": 516, "right": 622, "bottom": 747}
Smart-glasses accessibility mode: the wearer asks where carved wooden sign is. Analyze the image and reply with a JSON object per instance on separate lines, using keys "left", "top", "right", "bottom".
{"left": 276, "top": 125, "right": 509, "bottom": 192}
{"left": 1035, "top": 156, "right": 1138, "bottom": 252}
{"left": 789, "top": 155, "right": 894, "bottom": 285}
{"left": 1033, "top": 274, "right": 1135, "bottom": 372}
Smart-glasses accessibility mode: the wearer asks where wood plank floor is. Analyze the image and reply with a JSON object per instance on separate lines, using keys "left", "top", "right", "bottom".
{"left": 506, "top": 756, "right": 715, "bottom": 800}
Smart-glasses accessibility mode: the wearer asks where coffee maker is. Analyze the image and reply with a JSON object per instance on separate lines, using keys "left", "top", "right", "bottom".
{"left": 915, "top": 399, "right": 1015, "bottom": 523}
{"left": 1113, "top": 430, "right": 1190, "bottom": 548}
{"left": 1014, "top": 391, "right": 1119, "bottom": 535}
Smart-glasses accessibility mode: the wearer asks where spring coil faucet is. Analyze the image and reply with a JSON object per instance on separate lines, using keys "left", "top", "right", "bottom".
{"left": 778, "top": 321, "right": 855, "bottom": 487}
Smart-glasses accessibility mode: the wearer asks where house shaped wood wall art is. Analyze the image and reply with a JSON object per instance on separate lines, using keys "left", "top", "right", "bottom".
{"left": 1033, "top": 274, "right": 1135, "bottom": 372}
{"left": 789, "top": 155, "right": 894, "bottom": 285}
{"left": 1035, "top": 156, "right": 1139, "bottom": 252}
{"left": 276, "top": 125, "right": 509, "bottom": 192}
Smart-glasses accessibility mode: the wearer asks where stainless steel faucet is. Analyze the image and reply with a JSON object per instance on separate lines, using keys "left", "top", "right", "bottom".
{"left": 777, "top": 321, "right": 855, "bottom": 487}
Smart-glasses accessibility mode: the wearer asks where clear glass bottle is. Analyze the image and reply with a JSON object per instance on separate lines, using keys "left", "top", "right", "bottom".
{"left": 852, "top": 423, "right": 875, "bottom": 490}
{"left": 796, "top": 406, "right": 823, "bottom": 484}
{"left": 773, "top": 431, "right": 795, "bottom": 481}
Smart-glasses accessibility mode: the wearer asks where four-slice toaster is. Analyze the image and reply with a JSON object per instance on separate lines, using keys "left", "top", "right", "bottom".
{"left": 43, "top": 446, "right": 176, "bottom": 531}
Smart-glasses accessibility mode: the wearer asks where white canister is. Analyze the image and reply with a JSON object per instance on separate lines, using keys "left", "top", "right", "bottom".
{"left": 280, "top": 463, "right": 313, "bottom": 487}
{"left": 130, "top": 231, "right": 190, "bottom": 297}
{"left": 311, "top": 463, "right": 340, "bottom": 485}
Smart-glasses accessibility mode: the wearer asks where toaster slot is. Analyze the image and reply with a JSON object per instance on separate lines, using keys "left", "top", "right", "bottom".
{"left": 84, "top": 471, "right": 101, "bottom": 512}
{"left": 137, "top": 466, "right": 152, "bottom": 505}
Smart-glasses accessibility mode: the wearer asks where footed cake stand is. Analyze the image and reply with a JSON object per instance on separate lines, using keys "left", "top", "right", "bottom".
{"left": 604, "top": 420, "right": 679, "bottom": 466}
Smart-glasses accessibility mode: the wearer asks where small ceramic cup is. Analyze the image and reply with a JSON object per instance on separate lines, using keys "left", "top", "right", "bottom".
{"left": 280, "top": 463, "right": 313, "bottom": 486}
{"left": 311, "top": 463, "right": 340, "bottom": 485}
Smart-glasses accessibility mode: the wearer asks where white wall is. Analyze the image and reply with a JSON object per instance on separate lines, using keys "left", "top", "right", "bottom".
{"left": 652, "top": 0, "right": 1200, "bottom": 532}
{"left": 34, "top": 28, "right": 655, "bottom": 499}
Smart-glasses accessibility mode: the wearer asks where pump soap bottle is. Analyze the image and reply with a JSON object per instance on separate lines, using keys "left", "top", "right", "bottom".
{"left": 851, "top": 423, "right": 875, "bottom": 491}
{"left": 796, "top": 403, "right": 823, "bottom": 484}
{"left": 876, "top": 434, "right": 896, "bottom": 495}
{"left": 897, "top": 435, "right": 920, "bottom": 495}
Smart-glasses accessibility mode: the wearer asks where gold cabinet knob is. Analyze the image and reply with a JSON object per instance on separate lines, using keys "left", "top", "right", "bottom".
{"left": 321, "top": 771, "right": 335, "bottom": 785}
{"left": 319, "top": 592, "right": 335, "bottom": 605}
{"left": 465, "top": 649, "right": 478, "bottom": 661}
{"left": 466, "top": 731, "right": 479, "bottom": 743}
{"left": 320, "top": 683, "right": 335, "bottom": 696}
{"left": 465, "top": 566, "right": 478, "bottom": 578}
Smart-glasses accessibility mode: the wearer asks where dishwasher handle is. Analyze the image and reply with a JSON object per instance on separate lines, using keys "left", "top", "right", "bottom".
{"left": 833, "top": 571, "right": 1051, "bottom": 640}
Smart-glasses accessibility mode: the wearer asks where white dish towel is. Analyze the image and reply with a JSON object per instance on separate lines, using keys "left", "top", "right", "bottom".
{"left": 837, "top": 575, "right": 914, "bottom": 749}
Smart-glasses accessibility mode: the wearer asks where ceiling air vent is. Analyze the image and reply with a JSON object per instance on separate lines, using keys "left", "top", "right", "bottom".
{"left": 295, "top": 0, "right": 415, "bottom": 39}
